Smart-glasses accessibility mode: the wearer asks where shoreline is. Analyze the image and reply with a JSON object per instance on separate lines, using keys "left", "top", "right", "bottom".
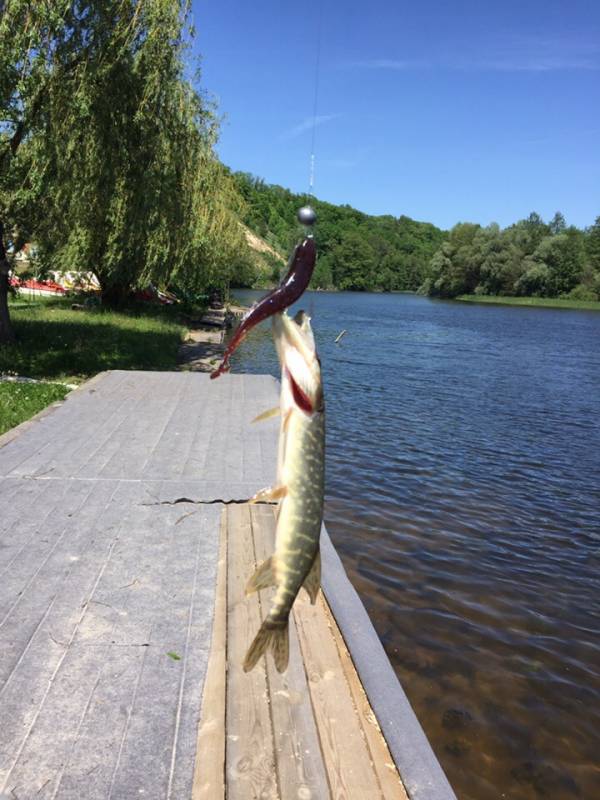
{"left": 454, "top": 294, "right": 600, "bottom": 311}
{"left": 240, "top": 286, "right": 600, "bottom": 311}
{"left": 177, "top": 303, "right": 245, "bottom": 372}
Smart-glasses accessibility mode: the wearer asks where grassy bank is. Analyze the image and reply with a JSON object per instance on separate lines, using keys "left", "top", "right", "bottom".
{"left": 0, "top": 382, "right": 69, "bottom": 436}
{"left": 1, "top": 297, "right": 188, "bottom": 433}
{"left": 455, "top": 294, "right": 600, "bottom": 311}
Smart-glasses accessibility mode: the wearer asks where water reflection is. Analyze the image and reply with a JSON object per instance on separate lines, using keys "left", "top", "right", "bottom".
{"left": 232, "top": 290, "right": 600, "bottom": 800}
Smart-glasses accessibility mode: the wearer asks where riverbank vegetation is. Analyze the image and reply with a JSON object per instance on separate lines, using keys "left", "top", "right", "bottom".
{"left": 234, "top": 176, "right": 600, "bottom": 306}
{"left": 2, "top": 297, "right": 185, "bottom": 381}
{"left": 235, "top": 172, "right": 446, "bottom": 291}
{"left": 423, "top": 213, "right": 600, "bottom": 303}
{"left": 455, "top": 294, "right": 600, "bottom": 311}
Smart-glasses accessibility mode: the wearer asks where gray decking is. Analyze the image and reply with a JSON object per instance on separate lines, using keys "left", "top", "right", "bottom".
{"left": 0, "top": 370, "right": 455, "bottom": 800}
{"left": 0, "top": 371, "right": 279, "bottom": 799}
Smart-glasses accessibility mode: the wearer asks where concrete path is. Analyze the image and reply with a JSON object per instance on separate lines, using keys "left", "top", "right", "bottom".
{"left": 0, "top": 371, "right": 279, "bottom": 799}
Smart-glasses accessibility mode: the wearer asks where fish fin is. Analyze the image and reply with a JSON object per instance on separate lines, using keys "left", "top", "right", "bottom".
{"left": 243, "top": 620, "right": 290, "bottom": 673}
{"left": 302, "top": 549, "right": 321, "bottom": 605}
{"left": 252, "top": 406, "right": 280, "bottom": 424}
{"left": 249, "top": 485, "right": 287, "bottom": 504}
{"left": 245, "top": 556, "right": 277, "bottom": 595}
{"left": 282, "top": 408, "right": 293, "bottom": 431}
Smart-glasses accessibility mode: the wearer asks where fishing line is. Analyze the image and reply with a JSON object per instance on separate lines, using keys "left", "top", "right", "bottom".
{"left": 307, "top": 0, "right": 325, "bottom": 197}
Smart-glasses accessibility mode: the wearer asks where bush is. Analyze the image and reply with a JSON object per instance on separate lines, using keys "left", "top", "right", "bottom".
{"left": 563, "top": 284, "right": 599, "bottom": 302}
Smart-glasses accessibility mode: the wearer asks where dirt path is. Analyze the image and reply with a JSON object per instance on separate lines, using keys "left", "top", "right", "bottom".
{"left": 177, "top": 305, "right": 245, "bottom": 372}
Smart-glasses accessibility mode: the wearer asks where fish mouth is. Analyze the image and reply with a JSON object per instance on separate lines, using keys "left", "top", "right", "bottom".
{"left": 274, "top": 311, "right": 323, "bottom": 413}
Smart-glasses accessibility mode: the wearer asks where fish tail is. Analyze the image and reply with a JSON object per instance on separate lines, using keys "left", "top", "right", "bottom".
{"left": 243, "top": 618, "right": 289, "bottom": 673}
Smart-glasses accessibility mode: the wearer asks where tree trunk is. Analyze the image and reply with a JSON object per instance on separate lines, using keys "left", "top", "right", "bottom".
{"left": 100, "top": 280, "right": 131, "bottom": 308}
{"left": 0, "top": 219, "right": 16, "bottom": 345}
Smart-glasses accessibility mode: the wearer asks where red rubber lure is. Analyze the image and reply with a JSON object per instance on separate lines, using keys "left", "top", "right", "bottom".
{"left": 210, "top": 236, "right": 316, "bottom": 379}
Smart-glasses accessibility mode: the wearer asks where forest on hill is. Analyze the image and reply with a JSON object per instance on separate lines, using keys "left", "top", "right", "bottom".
{"left": 234, "top": 172, "right": 446, "bottom": 292}
{"left": 423, "top": 212, "right": 600, "bottom": 301}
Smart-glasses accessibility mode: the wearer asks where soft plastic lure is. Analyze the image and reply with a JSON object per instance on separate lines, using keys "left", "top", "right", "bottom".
{"left": 210, "top": 235, "right": 316, "bottom": 379}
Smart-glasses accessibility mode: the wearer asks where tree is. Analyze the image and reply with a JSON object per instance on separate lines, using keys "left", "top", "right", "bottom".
{"left": 1, "top": 0, "right": 252, "bottom": 331}
{"left": 549, "top": 211, "right": 567, "bottom": 235}
{"left": 506, "top": 212, "right": 550, "bottom": 257}
{"left": 514, "top": 262, "right": 551, "bottom": 296}
{"left": 329, "top": 232, "right": 376, "bottom": 290}
{"left": 0, "top": 1, "right": 83, "bottom": 343}
{"left": 513, "top": 229, "right": 585, "bottom": 296}
{"left": 585, "top": 217, "right": 600, "bottom": 272}
{"left": 424, "top": 223, "right": 481, "bottom": 297}
{"left": 477, "top": 226, "right": 522, "bottom": 295}
{"left": 311, "top": 254, "right": 333, "bottom": 289}
{"left": 34, "top": 0, "right": 235, "bottom": 304}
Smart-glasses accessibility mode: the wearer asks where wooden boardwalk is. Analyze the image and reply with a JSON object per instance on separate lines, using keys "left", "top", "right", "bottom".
{"left": 194, "top": 503, "right": 408, "bottom": 800}
{"left": 0, "top": 371, "right": 455, "bottom": 800}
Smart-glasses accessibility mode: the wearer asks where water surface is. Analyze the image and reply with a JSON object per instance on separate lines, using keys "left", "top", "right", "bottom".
{"left": 231, "top": 290, "right": 600, "bottom": 800}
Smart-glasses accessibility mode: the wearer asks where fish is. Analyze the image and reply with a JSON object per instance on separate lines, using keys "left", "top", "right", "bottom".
{"left": 210, "top": 236, "right": 316, "bottom": 379}
{"left": 243, "top": 310, "right": 325, "bottom": 673}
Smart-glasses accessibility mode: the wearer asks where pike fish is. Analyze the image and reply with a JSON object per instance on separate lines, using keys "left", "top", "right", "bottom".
{"left": 243, "top": 310, "right": 325, "bottom": 673}
{"left": 210, "top": 236, "right": 316, "bottom": 380}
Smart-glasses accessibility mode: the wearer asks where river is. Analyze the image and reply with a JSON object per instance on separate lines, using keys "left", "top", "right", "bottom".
{"left": 231, "top": 290, "right": 600, "bottom": 800}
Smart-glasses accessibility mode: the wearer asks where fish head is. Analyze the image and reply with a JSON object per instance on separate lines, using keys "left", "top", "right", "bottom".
{"left": 272, "top": 311, "right": 323, "bottom": 414}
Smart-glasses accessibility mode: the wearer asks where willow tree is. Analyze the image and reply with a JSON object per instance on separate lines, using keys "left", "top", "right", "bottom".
{"left": 2, "top": 0, "right": 252, "bottom": 333}
{"left": 0, "top": 0, "right": 84, "bottom": 343}
{"left": 34, "top": 0, "right": 216, "bottom": 303}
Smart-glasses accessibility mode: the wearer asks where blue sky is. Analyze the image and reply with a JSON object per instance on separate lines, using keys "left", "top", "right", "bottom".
{"left": 191, "top": 0, "right": 600, "bottom": 230}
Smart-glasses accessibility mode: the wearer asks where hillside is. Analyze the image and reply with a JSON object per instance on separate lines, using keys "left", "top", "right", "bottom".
{"left": 234, "top": 172, "right": 446, "bottom": 291}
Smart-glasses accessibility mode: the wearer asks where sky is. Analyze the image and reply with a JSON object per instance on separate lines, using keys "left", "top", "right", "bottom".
{"left": 191, "top": 0, "right": 600, "bottom": 230}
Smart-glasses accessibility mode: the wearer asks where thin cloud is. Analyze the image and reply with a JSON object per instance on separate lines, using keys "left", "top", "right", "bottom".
{"left": 352, "top": 59, "right": 428, "bottom": 70}
{"left": 348, "top": 36, "right": 600, "bottom": 73}
{"left": 280, "top": 113, "right": 340, "bottom": 141}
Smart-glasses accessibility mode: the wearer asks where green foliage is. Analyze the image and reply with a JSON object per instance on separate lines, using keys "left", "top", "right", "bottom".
{"left": 0, "top": 381, "right": 69, "bottom": 436}
{"left": 549, "top": 211, "right": 567, "bottom": 235}
{"left": 1, "top": 0, "right": 253, "bottom": 344}
{"left": 234, "top": 173, "right": 446, "bottom": 292}
{"left": 563, "top": 283, "right": 598, "bottom": 302}
{"left": 425, "top": 212, "right": 599, "bottom": 301}
{"left": 455, "top": 294, "right": 600, "bottom": 310}
{"left": 424, "top": 223, "right": 481, "bottom": 297}
{"left": 585, "top": 217, "right": 600, "bottom": 272}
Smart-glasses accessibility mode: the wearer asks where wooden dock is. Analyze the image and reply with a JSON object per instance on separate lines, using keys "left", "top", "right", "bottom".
{"left": 0, "top": 371, "right": 455, "bottom": 799}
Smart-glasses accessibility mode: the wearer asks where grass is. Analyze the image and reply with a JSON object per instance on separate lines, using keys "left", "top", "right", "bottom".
{"left": 2, "top": 297, "right": 187, "bottom": 382}
{"left": 455, "top": 294, "right": 600, "bottom": 311}
{"left": 0, "top": 382, "right": 69, "bottom": 436}
{"left": 1, "top": 296, "right": 189, "bottom": 433}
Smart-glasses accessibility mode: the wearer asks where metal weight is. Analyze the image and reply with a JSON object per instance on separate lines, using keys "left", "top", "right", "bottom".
{"left": 297, "top": 206, "right": 317, "bottom": 226}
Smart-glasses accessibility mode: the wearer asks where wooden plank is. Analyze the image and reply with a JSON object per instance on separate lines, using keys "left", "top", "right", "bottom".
{"left": 325, "top": 601, "right": 409, "bottom": 799}
{"left": 250, "top": 503, "right": 331, "bottom": 800}
{"left": 293, "top": 584, "right": 385, "bottom": 798}
{"left": 225, "top": 504, "right": 279, "bottom": 800}
{"left": 193, "top": 510, "right": 227, "bottom": 800}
